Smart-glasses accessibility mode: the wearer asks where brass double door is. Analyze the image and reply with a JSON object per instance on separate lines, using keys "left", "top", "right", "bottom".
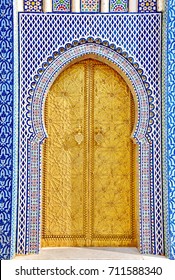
{"left": 42, "top": 59, "right": 136, "bottom": 247}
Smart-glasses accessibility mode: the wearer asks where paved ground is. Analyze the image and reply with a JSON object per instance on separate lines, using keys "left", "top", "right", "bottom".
{"left": 14, "top": 247, "right": 166, "bottom": 260}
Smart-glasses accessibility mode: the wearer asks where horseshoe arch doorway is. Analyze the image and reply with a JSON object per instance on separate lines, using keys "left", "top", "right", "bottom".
{"left": 41, "top": 58, "right": 137, "bottom": 247}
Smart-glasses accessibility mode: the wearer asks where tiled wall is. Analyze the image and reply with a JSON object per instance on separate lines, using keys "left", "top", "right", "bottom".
{"left": 24, "top": 0, "right": 43, "bottom": 12}
{"left": 52, "top": 0, "right": 71, "bottom": 12}
{"left": 17, "top": 13, "right": 163, "bottom": 256}
{"left": 138, "top": 0, "right": 157, "bottom": 12}
{"left": 1, "top": 0, "right": 175, "bottom": 260}
{"left": 23, "top": 1, "right": 158, "bottom": 13}
{"left": 0, "top": 0, "right": 14, "bottom": 260}
{"left": 163, "top": 0, "right": 175, "bottom": 260}
{"left": 110, "top": 0, "right": 128, "bottom": 12}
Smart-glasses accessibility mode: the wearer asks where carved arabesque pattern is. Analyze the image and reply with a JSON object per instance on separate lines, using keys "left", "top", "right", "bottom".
{"left": 42, "top": 63, "right": 87, "bottom": 246}
{"left": 92, "top": 63, "right": 136, "bottom": 244}
{"left": 42, "top": 59, "right": 136, "bottom": 247}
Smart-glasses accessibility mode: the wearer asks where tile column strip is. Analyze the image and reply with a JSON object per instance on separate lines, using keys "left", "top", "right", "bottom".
{"left": 0, "top": 0, "right": 14, "bottom": 260}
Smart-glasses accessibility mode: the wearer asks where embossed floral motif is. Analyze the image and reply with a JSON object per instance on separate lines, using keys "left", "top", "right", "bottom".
{"left": 43, "top": 63, "right": 85, "bottom": 242}
{"left": 43, "top": 59, "right": 136, "bottom": 246}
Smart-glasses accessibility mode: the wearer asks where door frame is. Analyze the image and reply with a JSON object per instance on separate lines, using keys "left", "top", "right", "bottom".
{"left": 16, "top": 41, "right": 163, "bottom": 255}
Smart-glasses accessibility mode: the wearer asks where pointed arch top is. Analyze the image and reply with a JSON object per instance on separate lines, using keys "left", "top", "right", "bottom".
{"left": 28, "top": 39, "right": 152, "bottom": 144}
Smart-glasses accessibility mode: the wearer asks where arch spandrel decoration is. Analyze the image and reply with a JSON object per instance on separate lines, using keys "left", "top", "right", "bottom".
{"left": 30, "top": 43, "right": 150, "bottom": 143}
{"left": 17, "top": 39, "right": 163, "bottom": 255}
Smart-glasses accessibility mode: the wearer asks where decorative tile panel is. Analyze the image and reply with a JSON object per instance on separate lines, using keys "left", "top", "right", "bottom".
{"left": 81, "top": 0, "right": 100, "bottom": 12}
{"left": 0, "top": 0, "right": 14, "bottom": 259}
{"left": 24, "top": 0, "right": 43, "bottom": 12}
{"left": 163, "top": 0, "right": 175, "bottom": 260}
{"left": 138, "top": 0, "right": 157, "bottom": 13}
{"left": 18, "top": 13, "right": 163, "bottom": 256}
{"left": 1, "top": 0, "right": 174, "bottom": 261}
{"left": 110, "top": 0, "right": 128, "bottom": 12}
{"left": 53, "top": 0, "right": 71, "bottom": 12}
{"left": 29, "top": 42, "right": 151, "bottom": 252}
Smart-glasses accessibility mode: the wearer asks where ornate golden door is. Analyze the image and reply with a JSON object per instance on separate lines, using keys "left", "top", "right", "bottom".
{"left": 42, "top": 59, "right": 136, "bottom": 247}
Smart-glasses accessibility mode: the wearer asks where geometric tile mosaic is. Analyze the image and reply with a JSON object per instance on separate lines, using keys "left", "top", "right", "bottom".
{"left": 1, "top": 0, "right": 175, "bottom": 261}
{"left": 0, "top": 0, "right": 14, "bottom": 260}
{"left": 28, "top": 41, "right": 151, "bottom": 254}
{"left": 53, "top": 0, "right": 71, "bottom": 12}
{"left": 163, "top": 0, "right": 175, "bottom": 260}
{"left": 138, "top": 0, "right": 157, "bottom": 13}
{"left": 24, "top": 0, "right": 43, "bottom": 12}
{"left": 18, "top": 13, "right": 163, "bottom": 256}
{"left": 81, "top": 0, "right": 100, "bottom": 12}
{"left": 110, "top": 0, "right": 128, "bottom": 12}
